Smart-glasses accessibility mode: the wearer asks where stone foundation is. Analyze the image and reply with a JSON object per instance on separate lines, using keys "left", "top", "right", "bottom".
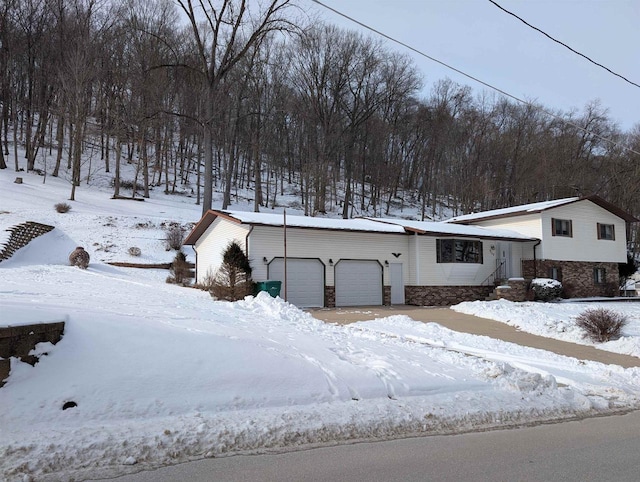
{"left": 522, "top": 260, "right": 618, "bottom": 298}
{"left": 324, "top": 286, "right": 335, "bottom": 308}
{"left": 405, "top": 285, "right": 493, "bottom": 306}
{"left": 383, "top": 286, "right": 391, "bottom": 306}
{"left": 495, "top": 278, "right": 531, "bottom": 302}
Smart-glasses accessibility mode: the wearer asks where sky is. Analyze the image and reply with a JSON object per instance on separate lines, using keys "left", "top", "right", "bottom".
{"left": 306, "top": 0, "right": 640, "bottom": 131}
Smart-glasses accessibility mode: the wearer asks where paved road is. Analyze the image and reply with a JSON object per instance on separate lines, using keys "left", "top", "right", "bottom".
{"left": 102, "top": 410, "right": 640, "bottom": 482}
{"left": 309, "top": 306, "right": 640, "bottom": 368}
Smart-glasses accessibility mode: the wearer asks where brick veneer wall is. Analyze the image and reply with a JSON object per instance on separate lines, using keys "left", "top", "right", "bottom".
{"left": 495, "top": 279, "right": 530, "bottom": 302}
{"left": 383, "top": 286, "right": 391, "bottom": 306}
{"left": 522, "top": 260, "right": 619, "bottom": 298}
{"left": 0, "top": 321, "right": 65, "bottom": 387}
{"left": 405, "top": 285, "right": 493, "bottom": 306}
{"left": 324, "top": 286, "right": 335, "bottom": 308}
{"left": 0, "top": 222, "right": 55, "bottom": 262}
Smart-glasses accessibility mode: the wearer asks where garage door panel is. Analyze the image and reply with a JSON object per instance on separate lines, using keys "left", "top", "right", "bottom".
{"left": 268, "top": 258, "right": 324, "bottom": 308}
{"left": 335, "top": 260, "right": 382, "bottom": 307}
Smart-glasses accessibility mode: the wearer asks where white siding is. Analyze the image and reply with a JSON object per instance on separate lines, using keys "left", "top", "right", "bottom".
{"left": 248, "top": 226, "right": 410, "bottom": 286}
{"left": 538, "top": 201, "right": 627, "bottom": 262}
{"left": 418, "top": 238, "right": 496, "bottom": 286}
{"left": 194, "top": 218, "right": 250, "bottom": 284}
{"left": 474, "top": 214, "right": 542, "bottom": 238}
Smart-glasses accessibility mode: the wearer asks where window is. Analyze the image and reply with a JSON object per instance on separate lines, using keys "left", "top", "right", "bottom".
{"left": 552, "top": 218, "right": 572, "bottom": 237}
{"left": 549, "top": 267, "right": 562, "bottom": 281}
{"left": 593, "top": 267, "right": 606, "bottom": 285}
{"left": 597, "top": 223, "right": 615, "bottom": 240}
{"left": 437, "top": 239, "right": 483, "bottom": 264}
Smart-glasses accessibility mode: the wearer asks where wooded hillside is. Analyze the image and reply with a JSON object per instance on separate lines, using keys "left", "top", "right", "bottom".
{"left": 2, "top": 0, "right": 639, "bottom": 226}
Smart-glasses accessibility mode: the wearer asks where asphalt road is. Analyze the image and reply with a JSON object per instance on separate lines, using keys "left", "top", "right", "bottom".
{"left": 101, "top": 410, "right": 640, "bottom": 482}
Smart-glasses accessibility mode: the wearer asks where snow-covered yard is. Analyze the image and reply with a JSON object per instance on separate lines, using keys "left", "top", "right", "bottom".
{"left": 3, "top": 170, "right": 640, "bottom": 481}
{"left": 453, "top": 299, "right": 640, "bottom": 357}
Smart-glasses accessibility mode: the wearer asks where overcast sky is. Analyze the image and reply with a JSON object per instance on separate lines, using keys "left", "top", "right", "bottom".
{"left": 305, "top": 0, "right": 640, "bottom": 131}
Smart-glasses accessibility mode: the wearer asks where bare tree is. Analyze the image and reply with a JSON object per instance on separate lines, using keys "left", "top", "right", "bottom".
{"left": 177, "top": 0, "right": 298, "bottom": 216}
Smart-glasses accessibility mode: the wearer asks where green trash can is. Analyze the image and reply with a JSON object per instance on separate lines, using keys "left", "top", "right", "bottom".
{"left": 255, "top": 280, "right": 282, "bottom": 298}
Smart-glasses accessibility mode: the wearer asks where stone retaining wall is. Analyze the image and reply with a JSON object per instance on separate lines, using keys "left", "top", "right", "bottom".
{"left": 0, "top": 222, "right": 55, "bottom": 262}
{"left": 495, "top": 278, "right": 531, "bottom": 302}
{"left": 405, "top": 285, "right": 493, "bottom": 306}
{"left": 0, "top": 321, "right": 65, "bottom": 387}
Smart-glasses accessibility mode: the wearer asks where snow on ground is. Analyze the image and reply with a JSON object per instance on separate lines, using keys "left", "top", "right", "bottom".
{"left": 3, "top": 168, "right": 640, "bottom": 481}
{"left": 453, "top": 299, "right": 640, "bottom": 357}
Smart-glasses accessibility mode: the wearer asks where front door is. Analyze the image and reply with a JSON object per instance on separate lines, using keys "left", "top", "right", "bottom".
{"left": 496, "top": 242, "right": 512, "bottom": 280}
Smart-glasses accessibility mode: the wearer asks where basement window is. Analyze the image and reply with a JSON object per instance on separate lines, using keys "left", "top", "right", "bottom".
{"left": 549, "top": 267, "right": 562, "bottom": 282}
{"left": 593, "top": 267, "right": 607, "bottom": 285}
{"left": 437, "top": 239, "right": 483, "bottom": 264}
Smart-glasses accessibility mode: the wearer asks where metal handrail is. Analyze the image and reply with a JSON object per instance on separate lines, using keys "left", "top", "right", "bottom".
{"left": 482, "top": 259, "right": 506, "bottom": 286}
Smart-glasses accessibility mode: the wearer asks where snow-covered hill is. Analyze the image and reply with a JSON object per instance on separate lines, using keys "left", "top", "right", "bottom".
{"left": 2, "top": 167, "right": 640, "bottom": 481}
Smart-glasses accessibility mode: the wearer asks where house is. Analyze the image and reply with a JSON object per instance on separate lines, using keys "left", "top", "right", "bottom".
{"left": 183, "top": 196, "right": 637, "bottom": 307}
{"left": 446, "top": 195, "right": 638, "bottom": 298}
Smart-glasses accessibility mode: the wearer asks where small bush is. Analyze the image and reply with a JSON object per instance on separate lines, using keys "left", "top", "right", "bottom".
{"left": 575, "top": 308, "right": 628, "bottom": 343}
{"left": 167, "top": 251, "right": 190, "bottom": 285}
{"left": 128, "top": 246, "right": 142, "bottom": 257}
{"left": 164, "top": 224, "right": 185, "bottom": 251}
{"left": 194, "top": 268, "right": 217, "bottom": 292}
{"left": 530, "top": 278, "right": 562, "bottom": 301}
{"left": 55, "top": 202, "right": 71, "bottom": 213}
{"left": 110, "top": 179, "right": 145, "bottom": 191}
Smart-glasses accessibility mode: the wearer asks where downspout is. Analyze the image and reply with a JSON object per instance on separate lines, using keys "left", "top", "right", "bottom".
{"left": 532, "top": 240, "right": 541, "bottom": 278}
{"left": 245, "top": 226, "right": 253, "bottom": 261}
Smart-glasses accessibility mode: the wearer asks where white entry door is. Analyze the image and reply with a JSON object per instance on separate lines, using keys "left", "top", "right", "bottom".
{"left": 268, "top": 258, "right": 324, "bottom": 307}
{"left": 335, "top": 260, "right": 383, "bottom": 307}
{"left": 496, "top": 242, "right": 512, "bottom": 279}
{"left": 390, "top": 263, "right": 404, "bottom": 304}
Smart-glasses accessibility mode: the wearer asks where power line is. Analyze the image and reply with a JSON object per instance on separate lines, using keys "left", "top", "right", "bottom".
{"left": 488, "top": 0, "right": 640, "bottom": 90}
{"left": 308, "top": 0, "right": 640, "bottom": 157}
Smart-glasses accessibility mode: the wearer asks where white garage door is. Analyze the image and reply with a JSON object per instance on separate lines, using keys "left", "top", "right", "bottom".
{"left": 268, "top": 258, "right": 324, "bottom": 308}
{"left": 335, "top": 260, "right": 382, "bottom": 307}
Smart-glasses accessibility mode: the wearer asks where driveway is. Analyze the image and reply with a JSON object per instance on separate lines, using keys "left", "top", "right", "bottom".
{"left": 308, "top": 306, "right": 640, "bottom": 368}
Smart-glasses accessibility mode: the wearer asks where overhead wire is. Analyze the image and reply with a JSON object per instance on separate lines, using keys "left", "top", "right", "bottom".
{"left": 308, "top": 0, "right": 640, "bottom": 157}
{"left": 488, "top": 0, "right": 640, "bottom": 90}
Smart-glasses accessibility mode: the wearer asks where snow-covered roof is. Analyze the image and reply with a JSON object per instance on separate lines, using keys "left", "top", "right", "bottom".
{"left": 364, "top": 218, "right": 537, "bottom": 241}
{"left": 446, "top": 198, "right": 580, "bottom": 224}
{"left": 446, "top": 195, "right": 639, "bottom": 224}
{"left": 185, "top": 209, "right": 539, "bottom": 245}
{"left": 222, "top": 210, "right": 406, "bottom": 233}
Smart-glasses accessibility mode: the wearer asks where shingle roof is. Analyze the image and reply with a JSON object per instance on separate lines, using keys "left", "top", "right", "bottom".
{"left": 446, "top": 195, "right": 638, "bottom": 224}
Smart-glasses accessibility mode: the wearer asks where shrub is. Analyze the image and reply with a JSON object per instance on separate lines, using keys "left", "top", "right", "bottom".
{"left": 575, "top": 308, "right": 628, "bottom": 343}
{"left": 128, "top": 246, "right": 142, "bottom": 257}
{"left": 110, "top": 179, "right": 145, "bottom": 191}
{"left": 210, "top": 241, "right": 253, "bottom": 301}
{"left": 530, "top": 278, "right": 562, "bottom": 301}
{"left": 164, "top": 224, "right": 185, "bottom": 251}
{"left": 167, "top": 251, "right": 190, "bottom": 285}
{"left": 55, "top": 202, "right": 71, "bottom": 213}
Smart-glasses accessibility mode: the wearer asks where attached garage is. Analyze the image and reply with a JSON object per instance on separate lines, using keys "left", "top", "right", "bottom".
{"left": 335, "top": 260, "right": 383, "bottom": 306}
{"left": 268, "top": 258, "right": 324, "bottom": 308}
